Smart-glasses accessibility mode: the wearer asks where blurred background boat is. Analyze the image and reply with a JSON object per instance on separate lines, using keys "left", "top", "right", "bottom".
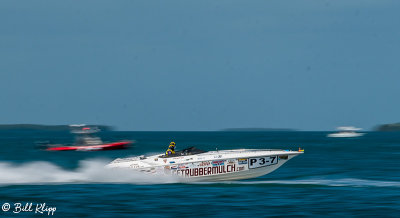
{"left": 40, "top": 124, "right": 133, "bottom": 151}
{"left": 327, "top": 126, "right": 365, "bottom": 138}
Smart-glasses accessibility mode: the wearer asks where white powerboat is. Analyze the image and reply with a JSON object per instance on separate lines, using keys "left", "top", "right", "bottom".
{"left": 327, "top": 126, "right": 365, "bottom": 138}
{"left": 107, "top": 147, "right": 303, "bottom": 181}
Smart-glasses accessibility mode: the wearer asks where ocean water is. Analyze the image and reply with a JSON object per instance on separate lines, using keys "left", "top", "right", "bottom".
{"left": 0, "top": 131, "right": 399, "bottom": 217}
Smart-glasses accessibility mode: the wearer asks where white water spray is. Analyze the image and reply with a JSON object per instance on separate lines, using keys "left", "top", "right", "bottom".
{"left": 0, "top": 159, "right": 179, "bottom": 186}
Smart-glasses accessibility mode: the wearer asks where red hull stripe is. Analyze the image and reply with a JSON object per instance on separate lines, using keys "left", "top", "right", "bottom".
{"left": 46, "top": 141, "right": 131, "bottom": 151}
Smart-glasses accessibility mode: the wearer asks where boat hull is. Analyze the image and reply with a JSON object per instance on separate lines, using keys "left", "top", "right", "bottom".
{"left": 175, "top": 156, "right": 295, "bottom": 182}
{"left": 327, "top": 132, "right": 364, "bottom": 138}
{"left": 109, "top": 150, "right": 302, "bottom": 181}
{"left": 46, "top": 141, "right": 131, "bottom": 151}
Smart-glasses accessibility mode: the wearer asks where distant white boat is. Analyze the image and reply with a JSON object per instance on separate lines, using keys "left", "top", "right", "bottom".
{"left": 327, "top": 126, "right": 365, "bottom": 138}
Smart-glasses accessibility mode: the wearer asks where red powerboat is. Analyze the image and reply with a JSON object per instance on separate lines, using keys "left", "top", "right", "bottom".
{"left": 43, "top": 125, "right": 133, "bottom": 151}
{"left": 46, "top": 141, "right": 131, "bottom": 151}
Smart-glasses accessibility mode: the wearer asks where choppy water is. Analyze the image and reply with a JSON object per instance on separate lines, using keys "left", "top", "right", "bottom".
{"left": 0, "top": 131, "right": 399, "bottom": 217}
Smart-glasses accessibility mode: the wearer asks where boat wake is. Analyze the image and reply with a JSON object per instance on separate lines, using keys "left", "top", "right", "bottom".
{"left": 215, "top": 178, "right": 400, "bottom": 188}
{"left": 1, "top": 160, "right": 398, "bottom": 188}
{"left": 0, "top": 159, "right": 178, "bottom": 186}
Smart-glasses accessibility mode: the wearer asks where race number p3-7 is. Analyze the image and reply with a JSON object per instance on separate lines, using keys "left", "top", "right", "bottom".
{"left": 249, "top": 156, "right": 278, "bottom": 169}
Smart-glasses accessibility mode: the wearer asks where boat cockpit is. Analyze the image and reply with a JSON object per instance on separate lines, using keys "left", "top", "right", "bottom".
{"left": 160, "top": 146, "right": 206, "bottom": 158}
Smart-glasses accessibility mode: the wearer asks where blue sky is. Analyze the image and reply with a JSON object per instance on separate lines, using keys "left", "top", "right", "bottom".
{"left": 1, "top": 0, "right": 399, "bottom": 130}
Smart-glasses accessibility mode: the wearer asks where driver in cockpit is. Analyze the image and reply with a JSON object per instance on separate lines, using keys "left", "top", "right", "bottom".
{"left": 165, "top": 142, "right": 176, "bottom": 156}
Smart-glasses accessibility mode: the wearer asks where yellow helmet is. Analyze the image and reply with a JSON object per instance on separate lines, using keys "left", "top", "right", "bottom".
{"left": 170, "top": 142, "right": 176, "bottom": 146}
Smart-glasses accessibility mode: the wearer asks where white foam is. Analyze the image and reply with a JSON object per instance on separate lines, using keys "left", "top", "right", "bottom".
{"left": 0, "top": 159, "right": 178, "bottom": 186}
